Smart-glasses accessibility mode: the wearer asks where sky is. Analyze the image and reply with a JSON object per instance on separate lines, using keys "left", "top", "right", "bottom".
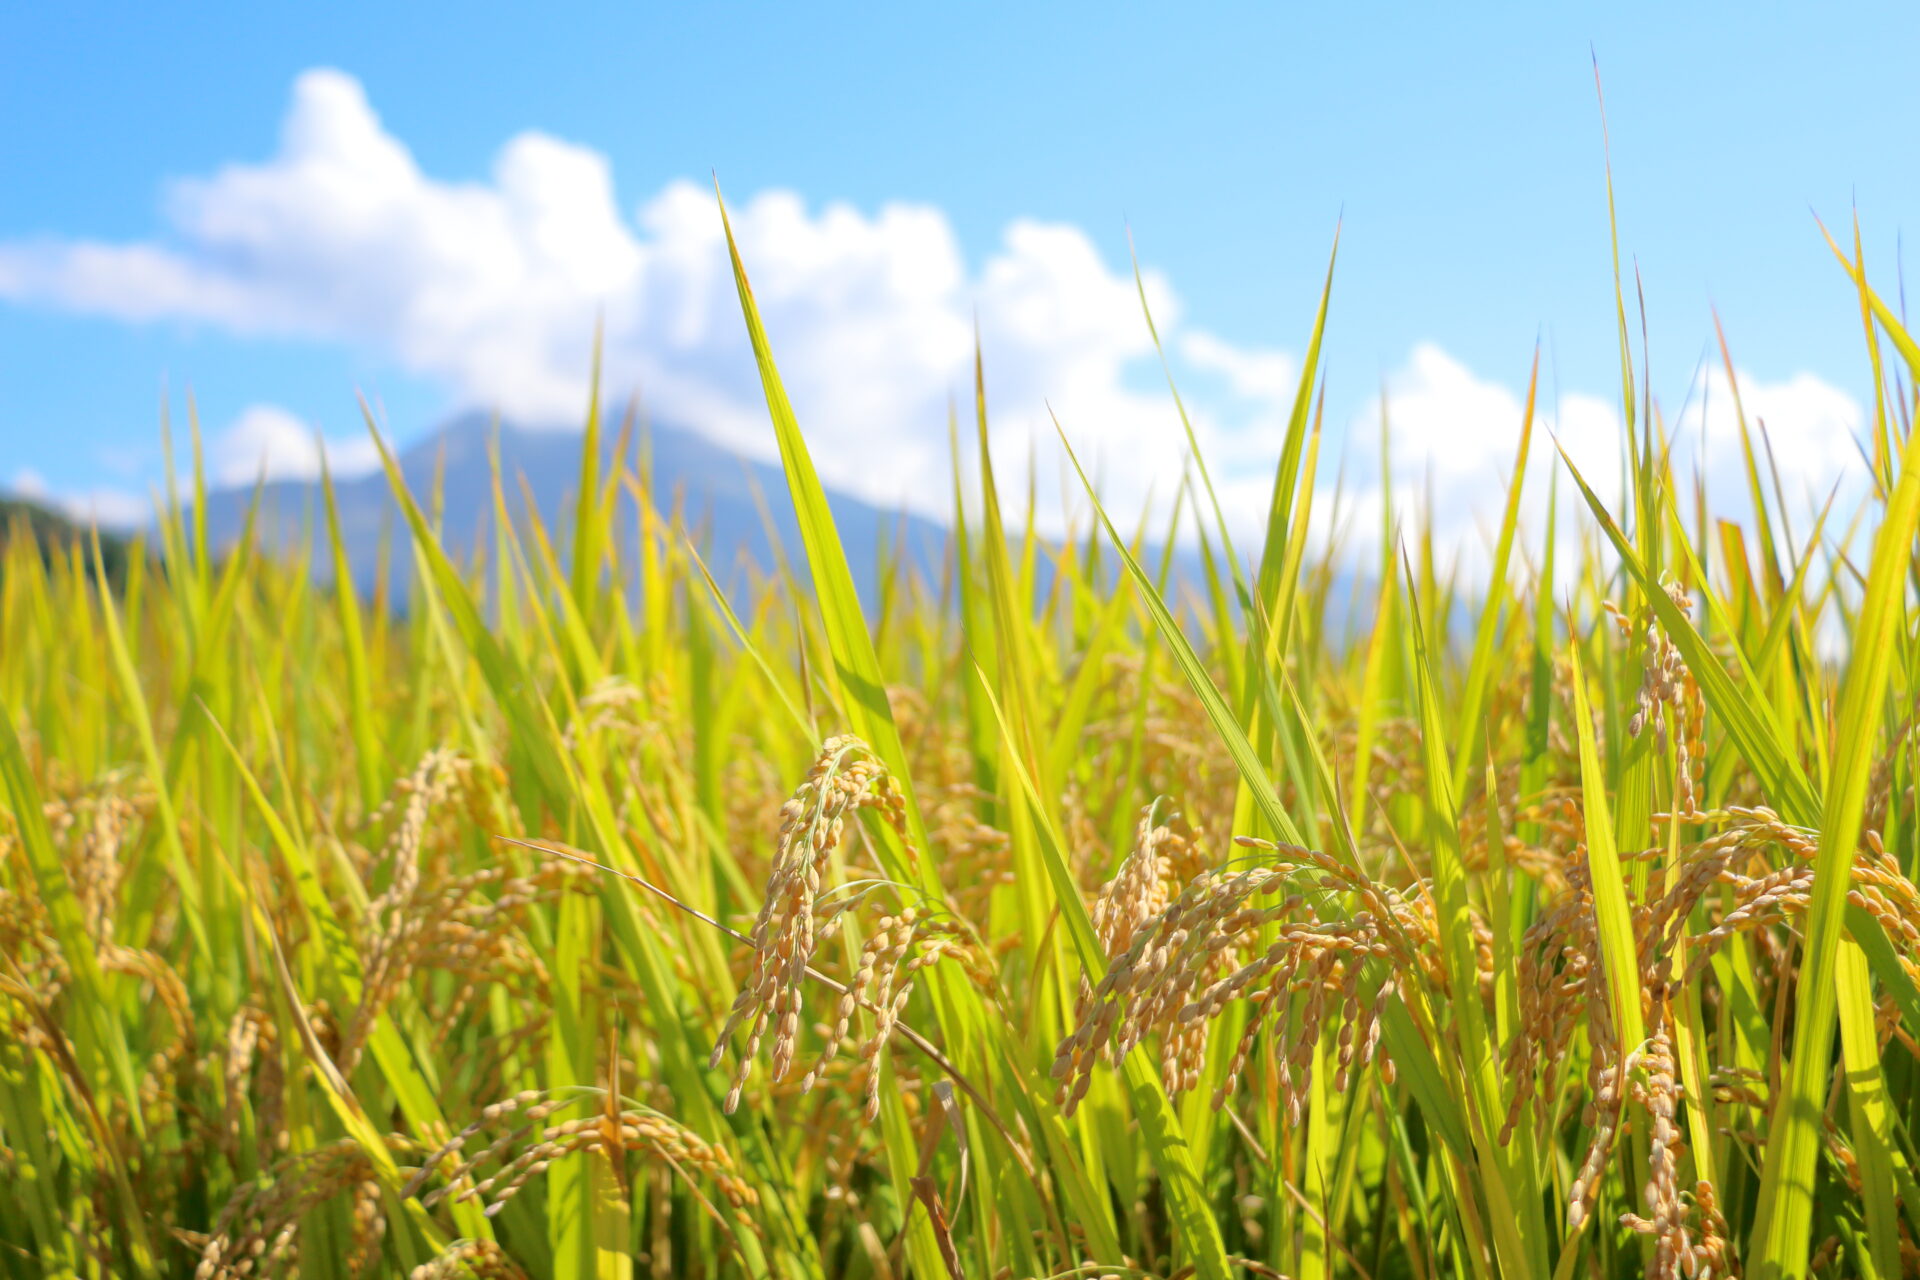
{"left": 1, "top": 3, "right": 1914, "bottom": 559}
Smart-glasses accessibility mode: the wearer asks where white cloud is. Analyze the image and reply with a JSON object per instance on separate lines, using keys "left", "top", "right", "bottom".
{"left": 1674, "top": 363, "right": 1867, "bottom": 508}
{"left": 7, "top": 467, "right": 151, "bottom": 529}
{"left": 1181, "top": 332, "right": 1298, "bottom": 402}
{"left": 1310, "top": 344, "right": 1616, "bottom": 575}
{"left": 1317, "top": 344, "right": 1867, "bottom": 580}
{"left": 0, "top": 68, "right": 1300, "bottom": 533}
{"left": 65, "top": 489, "right": 153, "bottom": 529}
{"left": 213, "top": 403, "right": 380, "bottom": 486}
{"left": 0, "top": 68, "right": 1871, "bottom": 570}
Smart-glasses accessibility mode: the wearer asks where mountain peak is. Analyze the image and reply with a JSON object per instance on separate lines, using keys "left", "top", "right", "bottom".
{"left": 193, "top": 412, "right": 949, "bottom": 606}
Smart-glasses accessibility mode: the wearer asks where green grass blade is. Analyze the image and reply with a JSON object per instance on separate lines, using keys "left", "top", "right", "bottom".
{"left": 1748, "top": 225, "right": 1920, "bottom": 1280}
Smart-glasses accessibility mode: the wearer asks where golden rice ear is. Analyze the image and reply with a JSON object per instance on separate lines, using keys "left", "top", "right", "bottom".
{"left": 1051, "top": 852, "right": 1422, "bottom": 1124}
{"left": 703, "top": 736, "right": 971, "bottom": 1125}
{"left": 407, "top": 1239, "right": 528, "bottom": 1280}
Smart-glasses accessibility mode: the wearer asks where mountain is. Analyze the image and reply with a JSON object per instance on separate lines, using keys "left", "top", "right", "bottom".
{"left": 188, "top": 412, "right": 1387, "bottom": 641}
{"left": 191, "top": 412, "right": 951, "bottom": 607}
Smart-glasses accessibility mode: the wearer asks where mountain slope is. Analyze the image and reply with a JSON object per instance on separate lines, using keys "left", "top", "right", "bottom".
{"left": 192, "top": 412, "right": 950, "bottom": 606}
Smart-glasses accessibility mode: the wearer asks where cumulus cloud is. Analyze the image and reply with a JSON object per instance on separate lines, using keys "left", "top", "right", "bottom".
{"left": 0, "top": 67, "right": 1871, "bottom": 568}
{"left": 1313, "top": 343, "right": 1870, "bottom": 581}
{"left": 0, "top": 69, "right": 1292, "bottom": 527}
{"left": 213, "top": 403, "right": 380, "bottom": 486}
{"left": 1331, "top": 345, "right": 1620, "bottom": 564}
{"left": 1675, "top": 363, "right": 1867, "bottom": 506}
{"left": 1181, "top": 332, "right": 1298, "bottom": 402}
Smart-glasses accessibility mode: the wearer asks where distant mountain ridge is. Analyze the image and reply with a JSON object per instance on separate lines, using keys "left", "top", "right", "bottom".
{"left": 191, "top": 412, "right": 951, "bottom": 605}
{"left": 188, "top": 412, "right": 1385, "bottom": 640}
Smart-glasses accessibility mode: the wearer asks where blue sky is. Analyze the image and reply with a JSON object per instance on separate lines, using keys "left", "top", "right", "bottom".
{"left": 2, "top": 3, "right": 1913, "bottom": 546}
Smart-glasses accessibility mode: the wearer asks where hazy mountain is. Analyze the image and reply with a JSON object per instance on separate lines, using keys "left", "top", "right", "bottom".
{"left": 186, "top": 412, "right": 1393, "bottom": 645}
{"left": 190, "top": 412, "right": 951, "bottom": 607}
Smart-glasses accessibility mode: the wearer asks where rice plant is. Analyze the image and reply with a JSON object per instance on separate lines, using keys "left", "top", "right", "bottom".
{"left": 3, "top": 189, "right": 1920, "bottom": 1280}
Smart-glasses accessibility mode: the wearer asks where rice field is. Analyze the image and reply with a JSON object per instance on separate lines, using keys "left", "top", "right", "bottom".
{"left": 4, "top": 197, "right": 1920, "bottom": 1280}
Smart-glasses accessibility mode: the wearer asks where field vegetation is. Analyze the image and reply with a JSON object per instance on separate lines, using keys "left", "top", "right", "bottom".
{"left": 5, "top": 192, "right": 1920, "bottom": 1280}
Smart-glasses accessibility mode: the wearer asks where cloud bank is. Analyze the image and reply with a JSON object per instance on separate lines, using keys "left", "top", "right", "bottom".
{"left": 0, "top": 68, "right": 1870, "bottom": 566}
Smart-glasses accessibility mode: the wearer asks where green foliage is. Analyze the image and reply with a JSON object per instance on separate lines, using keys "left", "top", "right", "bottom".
{"left": 2, "top": 204, "right": 1919, "bottom": 1280}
